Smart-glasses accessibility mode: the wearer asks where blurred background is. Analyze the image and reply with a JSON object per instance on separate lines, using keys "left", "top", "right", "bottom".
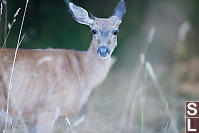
{"left": 1, "top": 0, "right": 199, "bottom": 132}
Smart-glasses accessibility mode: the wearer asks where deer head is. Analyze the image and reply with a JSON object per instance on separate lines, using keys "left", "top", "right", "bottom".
{"left": 67, "top": 0, "right": 126, "bottom": 58}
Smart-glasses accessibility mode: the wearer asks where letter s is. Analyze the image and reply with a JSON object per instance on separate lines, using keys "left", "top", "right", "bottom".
{"left": 187, "top": 103, "right": 197, "bottom": 116}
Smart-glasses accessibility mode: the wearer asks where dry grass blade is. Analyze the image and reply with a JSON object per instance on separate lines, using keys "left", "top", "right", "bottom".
{"left": 4, "top": 0, "right": 29, "bottom": 132}
{"left": 146, "top": 62, "right": 179, "bottom": 133}
{"left": 2, "top": 0, "right": 7, "bottom": 41}
{"left": 0, "top": 3, "right": 3, "bottom": 22}
{"left": 5, "top": 34, "right": 28, "bottom": 133}
{"left": 163, "top": 120, "right": 169, "bottom": 133}
{"left": 0, "top": 2, "right": 3, "bottom": 41}
{"left": 65, "top": 117, "right": 74, "bottom": 133}
{"left": 119, "top": 63, "right": 144, "bottom": 131}
{"left": 119, "top": 27, "right": 156, "bottom": 132}
{"left": 1, "top": 8, "right": 21, "bottom": 50}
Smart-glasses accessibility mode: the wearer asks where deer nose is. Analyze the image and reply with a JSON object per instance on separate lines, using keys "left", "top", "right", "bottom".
{"left": 97, "top": 46, "right": 110, "bottom": 58}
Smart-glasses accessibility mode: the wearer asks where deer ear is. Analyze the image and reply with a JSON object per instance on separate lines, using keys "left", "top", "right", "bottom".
{"left": 68, "top": 2, "right": 94, "bottom": 26}
{"left": 113, "top": 0, "right": 126, "bottom": 20}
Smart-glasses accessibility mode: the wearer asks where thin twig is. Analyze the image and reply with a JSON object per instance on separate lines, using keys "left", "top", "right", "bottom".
{"left": 5, "top": 0, "right": 29, "bottom": 132}
{"left": 0, "top": 2, "right": 3, "bottom": 22}
{"left": 141, "top": 64, "right": 147, "bottom": 133}
{"left": 0, "top": 2, "right": 3, "bottom": 42}
{"left": 65, "top": 117, "right": 74, "bottom": 133}
{"left": 5, "top": 34, "right": 26, "bottom": 132}
{"left": 163, "top": 120, "right": 169, "bottom": 133}
{"left": 3, "top": 0, "right": 7, "bottom": 42}
{"left": 119, "top": 27, "right": 156, "bottom": 131}
{"left": 17, "top": 0, "right": 29, "bottom": 45}
{"left": 146, "top": 62, "right": 179, "bottom": 133}
{"left": 1, "top": 8, "right": 21, "bottom": 51}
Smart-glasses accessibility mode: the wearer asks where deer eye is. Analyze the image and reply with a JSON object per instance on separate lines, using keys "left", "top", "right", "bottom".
{"left": 91, "top": 29, "right": 97, "bottom": 35}
{"left": 113, "top": 30, "right": 119, "bottom": 36}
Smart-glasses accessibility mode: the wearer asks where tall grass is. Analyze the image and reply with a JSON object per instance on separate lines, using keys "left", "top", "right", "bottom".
{"left": 2, "top": 8, "right": 21, "bottom": 50}
{"left": 0, "top": 0, "right": 29, "bottom": 132}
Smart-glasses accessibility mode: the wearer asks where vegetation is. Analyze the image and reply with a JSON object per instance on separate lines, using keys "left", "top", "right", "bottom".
{"left": 0, "top": 0, "right": 199, "bottom": 132}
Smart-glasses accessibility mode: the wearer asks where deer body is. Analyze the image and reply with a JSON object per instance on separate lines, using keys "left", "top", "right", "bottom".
{"left": 0, "top": 45, "right": 111, "bottom": 118}
{"left": 0, "top": 0, "right": 126, "bottom": 132}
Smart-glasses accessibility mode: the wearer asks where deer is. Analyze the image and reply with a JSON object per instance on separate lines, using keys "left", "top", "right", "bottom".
{"left": 0, "top": 0, "right": 126, "bottom": 132}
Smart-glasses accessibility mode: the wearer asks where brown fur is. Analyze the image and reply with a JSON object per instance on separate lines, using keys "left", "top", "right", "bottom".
{"left": 0, "top": 1, "right": 125, "bottom": 132}
{"left": 0, "top": 43, "right": 113, "bottom": 132}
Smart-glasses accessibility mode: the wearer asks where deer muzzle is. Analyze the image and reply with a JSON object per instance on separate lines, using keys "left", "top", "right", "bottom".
{"left": 97, "top": 45, "right": 110, "bottom": 58}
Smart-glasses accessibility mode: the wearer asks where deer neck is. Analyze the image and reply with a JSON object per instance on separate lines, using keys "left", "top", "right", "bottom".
{"left": 83, "top": 40, "right": 112, "bottom": 89}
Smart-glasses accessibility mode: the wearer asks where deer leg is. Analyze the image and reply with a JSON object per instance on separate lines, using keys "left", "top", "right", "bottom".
{"left": 0, "top": 78, "right": 7, "bottom": 110}
{"left": 33, "top": 111, "right": 59, "bottom": 133}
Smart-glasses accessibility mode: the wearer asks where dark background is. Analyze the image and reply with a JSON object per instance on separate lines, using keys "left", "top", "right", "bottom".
{"left": 2, "top": 0, "right": 147, "bottom": 54}
{"left": 2, "top": 0, "right": 198, "bottom": 67}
